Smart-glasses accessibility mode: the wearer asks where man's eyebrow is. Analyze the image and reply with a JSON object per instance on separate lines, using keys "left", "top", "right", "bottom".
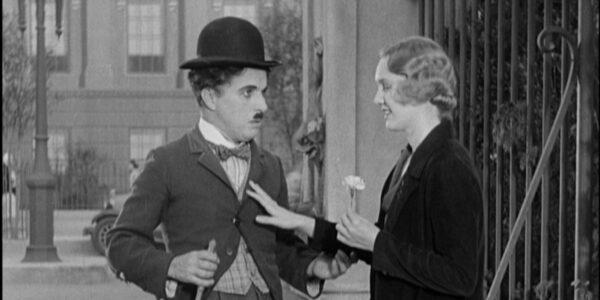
{"left": 237, "top": 85, "right": 268, "bottom": 94}
{"left": 238, "top": 85, "right": 258, "bottom": 91}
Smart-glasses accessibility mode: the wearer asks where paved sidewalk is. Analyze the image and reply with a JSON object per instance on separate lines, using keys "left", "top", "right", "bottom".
{"left": 3, "top": 282, "right": 155, "bottom": 300}
{"left": 2, "top": 210, "right": 370, "bottom": 300}
{"left": 2, "top": 210, "right": 154, "bottom": 299}
{"left": 2, "top": 237, "right": 155, "bottom": 300}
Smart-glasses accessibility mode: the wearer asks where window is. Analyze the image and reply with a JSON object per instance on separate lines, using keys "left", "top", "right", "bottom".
{"left": 130, "top": 129, "right": 165, "bottom": 165}
{"left": 29, "top": 0, "right": 69, "bottom": 72}
{"left": 223, "top": 4, "right": 257, "bottom": 25}
{"left": 127, "top": 0, "right": 165, "bottom": 73}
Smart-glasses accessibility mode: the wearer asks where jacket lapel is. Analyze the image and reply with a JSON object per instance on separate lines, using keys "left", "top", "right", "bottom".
{"left": 381, "top": 147, "right": 412, "bottom": 212}
{"left": 381, "top": 147, "right": 414, "bottom": 229}
{"left": 240, "top": 141, "right": 264, "bottom": 207}
{"left": 381, "top": 120, "right": 456, "bottom": 229}
{"left": 384, "top": 175, "right": 419, "bottom": 229}
{"left": 186, "top": 126, "right": 234, "bottom": 191}
{"left": 247, "top": 141, "right": 265, "bottom": 185}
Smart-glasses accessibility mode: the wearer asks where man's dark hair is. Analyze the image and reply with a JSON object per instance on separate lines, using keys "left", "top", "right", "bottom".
{"left": 188, "top": 66, "right": 269, "bottom": 107}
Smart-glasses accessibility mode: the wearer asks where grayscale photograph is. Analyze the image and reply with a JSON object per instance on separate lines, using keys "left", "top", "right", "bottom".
{"left": 2, "top": 1, "right": 598, "bottom": 299}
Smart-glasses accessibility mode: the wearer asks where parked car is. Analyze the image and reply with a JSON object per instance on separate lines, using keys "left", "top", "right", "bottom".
{"left": 83, "top": 192, "right": 164, "bottom": 255}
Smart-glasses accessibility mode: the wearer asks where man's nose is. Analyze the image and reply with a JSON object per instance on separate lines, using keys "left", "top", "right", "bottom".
{"left": 256, "top": 94, "right": 268, "bottom": 111}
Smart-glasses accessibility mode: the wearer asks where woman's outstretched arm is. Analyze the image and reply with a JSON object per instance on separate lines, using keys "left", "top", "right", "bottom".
{"left": 247, "top": 180, "right": 316, "bottom": 237}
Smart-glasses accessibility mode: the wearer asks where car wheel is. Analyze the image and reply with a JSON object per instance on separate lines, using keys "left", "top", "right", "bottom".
{"left": 92, "top": 217, "right": 116, "bottom": 255}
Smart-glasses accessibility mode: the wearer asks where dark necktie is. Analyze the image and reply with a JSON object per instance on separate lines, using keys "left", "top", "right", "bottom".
{"left": 208, "top": 142, "right": 251, "bottom": 161}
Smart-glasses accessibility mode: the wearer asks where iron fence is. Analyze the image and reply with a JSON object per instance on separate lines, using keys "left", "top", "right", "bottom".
{"left": 2, "top": 160, "right": 130, "bottom": 239}
{"left": 421, "top": 0, "right": 598, "bottom": 299}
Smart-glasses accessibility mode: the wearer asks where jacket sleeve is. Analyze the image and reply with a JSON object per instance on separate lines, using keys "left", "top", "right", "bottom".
{"left": 271, "top": 157, "right": 324, "bottom": 297}
{"left": 106, "top": 149, "right": 175, "bottom": 299}
{"left": 311, "top": 218, "right": 372, "bottom": 264}
{"left": 370, "top": 155, "right": 483, "bottom": 296}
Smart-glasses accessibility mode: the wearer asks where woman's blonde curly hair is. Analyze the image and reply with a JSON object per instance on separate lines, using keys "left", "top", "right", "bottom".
{"left": 381, "top": 36, "right": 457, "bottom": 119}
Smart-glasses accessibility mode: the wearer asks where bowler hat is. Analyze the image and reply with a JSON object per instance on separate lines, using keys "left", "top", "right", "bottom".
{"left": 180, "top": 17, "right": 280, "bottom": 70}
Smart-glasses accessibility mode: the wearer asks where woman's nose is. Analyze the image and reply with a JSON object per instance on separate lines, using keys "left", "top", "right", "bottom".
{"left": 373, "top": 90, "right": 384, "bottom": 105}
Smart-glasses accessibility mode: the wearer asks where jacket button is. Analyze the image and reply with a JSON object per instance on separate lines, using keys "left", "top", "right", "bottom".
{"left": 232, "top": 217, "right": 240, "bottom": 226}
{"left": 226, "top": 248, "right": 234, "bottom": 256}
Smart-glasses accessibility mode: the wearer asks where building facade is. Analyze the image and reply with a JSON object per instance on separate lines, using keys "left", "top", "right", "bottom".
{"left": 3, "top": 0, "right": 283, "bottom": 195}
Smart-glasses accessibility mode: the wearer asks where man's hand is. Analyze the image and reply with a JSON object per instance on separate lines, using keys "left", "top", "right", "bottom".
{"left": 167, "top": 240, "right": 219, "bottom": 287}
{"left": 306, "top": 250, "right": 353, "bottom": 279}
{"left": 336, "top": 208, "right": 380, "bottom": 251}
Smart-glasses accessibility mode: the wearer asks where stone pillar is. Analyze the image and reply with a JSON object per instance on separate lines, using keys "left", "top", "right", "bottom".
{"left": 322, "top": 0, "right": 358, "bottom": 221}
{"left": 319, "top": 1, "right": 419, "bottom": 297}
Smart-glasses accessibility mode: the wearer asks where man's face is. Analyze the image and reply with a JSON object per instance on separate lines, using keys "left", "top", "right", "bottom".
{"left": 373, "top": 57, "right": 415, "bottom": 132}
{"left": 210, "top": 68, "right": 268, "bottom": 143}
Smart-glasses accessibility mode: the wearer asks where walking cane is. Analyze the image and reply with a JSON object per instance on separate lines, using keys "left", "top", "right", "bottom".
{"left": 195, "top": 239, "right": 216, "bottom": 300}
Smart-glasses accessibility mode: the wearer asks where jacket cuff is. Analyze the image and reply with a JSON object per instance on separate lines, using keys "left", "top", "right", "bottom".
{"left": 145, "top": 252, "right": 177, "bottom": 298}
{"left": 305, "top": 277, "right": 325, "bottom": 298}
{"left": 310, "top": 218, "right": 338, "bottom": 255}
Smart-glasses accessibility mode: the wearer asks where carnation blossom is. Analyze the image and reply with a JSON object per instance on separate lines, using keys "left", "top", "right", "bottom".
{"left": 343, "top": 175, "right": 365, "bottom": 211}
{"left": 343, "top": 175, "right": 365, "bottom": 190}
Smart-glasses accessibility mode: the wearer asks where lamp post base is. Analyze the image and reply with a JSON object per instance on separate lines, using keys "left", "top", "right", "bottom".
{"left": 22, "top": 245, "right": 60, "bottom": 262}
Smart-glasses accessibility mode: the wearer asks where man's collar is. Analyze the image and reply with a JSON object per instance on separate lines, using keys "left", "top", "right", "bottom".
{"left": 198, "top": 118, "right": 240, "bottom": 149}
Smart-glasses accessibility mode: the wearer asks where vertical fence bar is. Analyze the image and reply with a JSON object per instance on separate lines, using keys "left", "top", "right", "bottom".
{"left": 469, "top": 0, "right": 478, "bottom": 157}
{"left": 558, "top": 1, "right": 569, "bottom": 299}
{"left": 574, "top": 0, "right": 595, "bottom": 298}
{"left": 509, "top": 1, "right": 519, "bottom": 298}
{"left": 524, "top": 0, "right": 535, "bottom": 298}
{"left": 495, "top": 0, "right": 505, "bottom": 278}
{"left": 540, "top": 0, "right": 551, "bottom": 297}
{"left": 458, "top": 0, "right": 467, "bottom": 145}
{"left": 434, "top": 0, "right": 445, "bottom": 46}
{"left": 482, "top": 0, "right": 491, "bottom": 287}
{"left": 419, "top": 0, "right": 425, "bottom": 36}
{"left": 426, "top": 0, "right": 434, "bottom": 38}
{"left": 448, "top": 0, "right": 455, "bottom": 63}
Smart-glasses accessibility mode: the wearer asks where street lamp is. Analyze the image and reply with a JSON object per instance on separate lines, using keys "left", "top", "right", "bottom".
{"left": 18, "top": 0, "right": 63, "bottom": 262}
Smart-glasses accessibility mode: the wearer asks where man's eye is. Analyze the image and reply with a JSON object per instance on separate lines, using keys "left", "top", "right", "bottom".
{"left": 382, "top": 84, "right": 391, "bottom": 91}
{"left": 242, "top": 90, "right": 253, "bottom": 98}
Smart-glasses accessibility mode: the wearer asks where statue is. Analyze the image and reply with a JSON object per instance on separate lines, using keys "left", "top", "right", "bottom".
{"left": 292, "top": 37, "right": 325, "bottom": 216}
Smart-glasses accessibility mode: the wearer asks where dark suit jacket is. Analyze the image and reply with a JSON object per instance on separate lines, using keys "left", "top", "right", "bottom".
{"left": 313, "top": 120, "right": 484, "bottom": 300}
{"left": 107, "top": 127, "right": 321, "bottom": 300}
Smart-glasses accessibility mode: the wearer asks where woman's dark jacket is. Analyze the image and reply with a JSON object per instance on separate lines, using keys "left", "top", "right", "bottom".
{"left": 312, "top": 120, "right": 484, "bottom": 300}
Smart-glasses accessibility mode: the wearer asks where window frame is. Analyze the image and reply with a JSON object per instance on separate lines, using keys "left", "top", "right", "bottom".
{"left": 125, "top": 0, "right": 167, "bottom": 74}
{"left": 129, "top": 128, "right": 167, "bottom": 165}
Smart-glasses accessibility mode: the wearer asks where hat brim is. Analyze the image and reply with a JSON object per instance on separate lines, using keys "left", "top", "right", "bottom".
{"left": 179, "top": 57, "right": 280, "bottom": 70}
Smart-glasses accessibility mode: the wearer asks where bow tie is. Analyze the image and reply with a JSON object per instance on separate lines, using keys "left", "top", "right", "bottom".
{"left": 208, "top": 142, "right": 251, "bottom": 161}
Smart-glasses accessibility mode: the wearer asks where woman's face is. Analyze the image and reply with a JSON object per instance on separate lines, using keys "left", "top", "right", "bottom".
{"left": 373, "top": 57, "right": 417, "bottom": 132}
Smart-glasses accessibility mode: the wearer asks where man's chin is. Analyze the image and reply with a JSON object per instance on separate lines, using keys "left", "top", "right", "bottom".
{"left": 241, "top": 129, "right": 260, "bottom": 142}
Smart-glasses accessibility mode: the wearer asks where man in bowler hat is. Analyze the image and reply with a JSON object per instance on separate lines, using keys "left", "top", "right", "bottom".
{"left": 107, "top": 17, "right": 351, "bottom": 300}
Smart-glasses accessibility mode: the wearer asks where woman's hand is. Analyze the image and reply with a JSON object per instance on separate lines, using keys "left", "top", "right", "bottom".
{"left": 247, "top": 181, "right": 316, "bottom": 237}
{"left": 336, "top": 208, "right": 380, "bottom": 252}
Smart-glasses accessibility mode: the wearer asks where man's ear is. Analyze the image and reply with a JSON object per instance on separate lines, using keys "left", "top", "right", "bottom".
{"left": 200, "top": 88, "right": 217, "bottom": 110}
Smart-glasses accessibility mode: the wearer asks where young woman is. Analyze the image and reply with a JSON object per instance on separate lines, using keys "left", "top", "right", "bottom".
{"left": 248, "top": 36, "right": 484, "bottom": 300}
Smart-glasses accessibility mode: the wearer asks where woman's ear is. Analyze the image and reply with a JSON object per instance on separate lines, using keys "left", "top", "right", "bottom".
{"left": 200, "top": 88, "right": 217, "bottom": 110}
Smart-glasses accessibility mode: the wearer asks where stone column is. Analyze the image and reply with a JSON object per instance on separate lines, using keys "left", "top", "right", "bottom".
{"left": 319, "top": 1, "right": 419, "bottom": 297}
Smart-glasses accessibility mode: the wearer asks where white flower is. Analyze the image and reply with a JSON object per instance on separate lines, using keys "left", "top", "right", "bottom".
{"left": 343, "top": 175, "right": 365, "bottom": 212}
{"left": 343, "top": 175, "right": 365, "bottom": 191}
